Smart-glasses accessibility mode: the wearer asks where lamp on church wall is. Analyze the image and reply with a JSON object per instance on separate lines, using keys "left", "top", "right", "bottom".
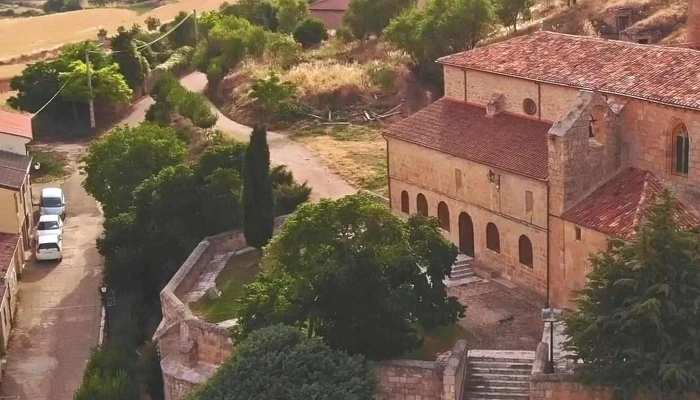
{"left": 487, "top": 169, "right": 500, "bottom": 188}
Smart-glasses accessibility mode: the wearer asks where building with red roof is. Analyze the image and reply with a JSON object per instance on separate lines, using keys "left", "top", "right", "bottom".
{"left": 309, "top": 0, "right": 351, "bottom": 30}
{"left": 384, "top": 31, "right": 700, "bottom": 308}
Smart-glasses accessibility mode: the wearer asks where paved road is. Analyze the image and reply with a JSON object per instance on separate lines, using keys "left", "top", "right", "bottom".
{"left": 1, "top": 143, "right": 104, "bottom": 400}
{"left": 180, "top": 72, "right": 357, "bottom": 201}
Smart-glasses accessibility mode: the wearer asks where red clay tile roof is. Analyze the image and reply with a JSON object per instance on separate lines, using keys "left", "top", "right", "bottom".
{"left": 0, "top": 233, "right": 19, "bottom": 276}
{"left": 309, "top": 0, "right": 350, "bottom": 11}
{"left": 0, "top": 150, "right": 31, "bottom": 190}
{"left": 437, "top": 32, "right": 700, "bottom": 111}
{"left": 562, "top": 167, "right": 700, "bottom": 238}
{"left": 0, "top": 109, "right": 32, "bottom": 140}
{"left": 383, "top": 98, "right": 551, "bottom": 180}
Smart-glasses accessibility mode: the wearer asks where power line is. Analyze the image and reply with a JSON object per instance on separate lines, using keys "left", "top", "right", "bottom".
{"left": 31, "top": 70, "right": 77, "bottom": 118}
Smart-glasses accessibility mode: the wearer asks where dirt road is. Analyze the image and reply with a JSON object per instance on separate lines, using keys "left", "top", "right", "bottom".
{"left": 0, "top": 143, "right": 104, "bottom": 400}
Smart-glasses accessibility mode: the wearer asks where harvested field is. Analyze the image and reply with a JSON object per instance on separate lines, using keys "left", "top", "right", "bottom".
{"left": 0, "top": 0, "right": 226, "bottom": 62}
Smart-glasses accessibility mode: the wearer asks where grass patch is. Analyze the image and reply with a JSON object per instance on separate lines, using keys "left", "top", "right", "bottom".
{"left": 404, "top": 324, "right": 475, "bottom": 361}
{"left": 190, "top": 250, "right": 262, "bottom": 323}
{"left": 289, "top": 124, "right": 387, "bottom": 195}
{"left": 29, "top": 148, "right": 68, "bottom": 182}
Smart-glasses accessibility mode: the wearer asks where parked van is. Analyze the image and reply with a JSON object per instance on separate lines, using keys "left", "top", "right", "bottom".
{"left": 36, "top": 234, "right": 63, "bottom": 262}
{"left": 40, "top": 188, "right": 66, "bottom": 219}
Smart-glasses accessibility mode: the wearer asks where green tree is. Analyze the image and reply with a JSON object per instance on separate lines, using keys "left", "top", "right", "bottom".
{"left": 145, "top": 16, "right": 161, "bottom": 31}
{"left": 188, "top": 325, "right": 376, "bottom": 400}
{"left": 82, "top": 123, "right": 187, "bottom": 216}
{"left": 236, "top": 193, "right": 465, "bottom": 360}
{"left": 59, "top": 61, "right": 133, "bottom": 104}
{"left": 243, "top": 124, "right": 275, "bottom": 249}
{"left": 275, "top": 0, "right": 309, "bottom": 33}
{"left": 342, "top": 0, "right": 414, "bottom": 40}
{"left": 169, "top": 11, "right": 197, "bottom": 47}
{"left": 74, "top": 347, "right": 140, "bottom": 400}
{"left": 220, "top": 0, "right": 279, "bottom": 31}
{"left": 563, "top": 191, "right": 700, "bottom": 399}
{"left": 293, "top": 18, "right": 328, "bottom": 48}
{"left": 494, "top": 0, "right": 532, "bottom": 32}
{"left": 110, "top": 27, "right": 150, "bottom": 90}
{"left": 88, "top": 0, "right": 108, "bottom": 7}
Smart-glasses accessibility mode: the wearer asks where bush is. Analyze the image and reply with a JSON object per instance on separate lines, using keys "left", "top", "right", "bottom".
{"left": 265, "top": 33, "right": 302, "bottom": 68}
{"left": 138, "top": 342, "right": 165, "bottom": 400}
{"left": 336, "top": 26, "right": 354, "bottom": 43}
{"left": 293, "top": 18, "right": 328, "bottom": 48}
{"left": 275, "top": 0, "right": 309, "bottom": 33}
{"left": 150, "top": 73, "right": 218, "bottom": 129}
{"left": 188, "top": 325, "right": 377, "bottom": 400}
{"left": 154, "top": 46, "right": 195, "bottom": 74}
{"left": 367, "top": 63, "right": 396, "bottom": 90}
{"left": 274, "top": 182, "right": 312, "bottom": 215}
{"left": 248, "top": 73, "right": 298, "bottom": 120}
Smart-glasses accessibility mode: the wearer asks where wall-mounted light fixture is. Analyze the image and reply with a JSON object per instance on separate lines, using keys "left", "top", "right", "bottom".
{"left": 487, "top": 169, "right": 500, "bottom": 188}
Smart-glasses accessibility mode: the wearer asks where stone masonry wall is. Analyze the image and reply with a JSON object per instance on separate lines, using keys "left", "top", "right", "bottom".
{"left": 376, "top": 340, "right": 468, "bottom": 400}
{"left": 388, "top": 137, "right": 548, "bottom": 297}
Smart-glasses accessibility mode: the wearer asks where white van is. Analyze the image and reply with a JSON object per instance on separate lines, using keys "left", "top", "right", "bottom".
{"left": 36, "top": 234, "right": 63, "bottom": 262}
{"left": 40, "top": 188, "right": 66, "bottom": 219}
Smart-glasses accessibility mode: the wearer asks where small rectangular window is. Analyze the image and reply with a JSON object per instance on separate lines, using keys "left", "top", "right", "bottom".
{"left": 575, "top": 227, "right": 582, "bottom": 241}
{"left": 455, "top": 168, "right": 462, "bottom": 189}
{"left": 525, "top": 191, "right": 533, "bottom": 213}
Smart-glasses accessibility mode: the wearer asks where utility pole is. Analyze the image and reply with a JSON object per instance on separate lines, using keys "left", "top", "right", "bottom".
{"left": 86, "top": 51, "right": 96, "bottom": 129}
{"left": 193, "top": 9, "right": 198, "bottom": 43}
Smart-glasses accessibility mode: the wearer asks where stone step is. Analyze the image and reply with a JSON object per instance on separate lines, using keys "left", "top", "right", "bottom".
{"left": 468, "top": 355, "right": 535, "bottom": 364}
{"left": 467, "top": 384, "right": 529, "bottom": 393}
{"left": 453, "top": 260, "right": 471, "bottom": 267}
{"left": 450, "top": 271, "right": 474, "bottom": 280}
{"left": 468, "top": 366, "right": 532, "bottom": 376}
{"left": 452, "top": 264, "right": 472, "bottom": 273}
{"left": 469, "top": 361, "right": 533, "bottom": 370}
{"left": 467, "top": 378, "right": 529, "bottom": 388}
{"left": 468, "top": 350, "right": 536, "bottom": 360}
{"left": 466, "top": 373, "right": 530, "bottom": 382}
{"left": 464, "top": 389, "right": 529, "bottom": 399}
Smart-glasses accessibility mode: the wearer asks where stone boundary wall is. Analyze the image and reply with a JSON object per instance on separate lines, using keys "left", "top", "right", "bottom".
{"left": 530, "top": 342, "right": 700, "bottom": 400}
{"left": 377, "top": 340, "right": 468, "bottom": 400}
{"left": 156, "top": 216, "right": 289, "bottom": 400}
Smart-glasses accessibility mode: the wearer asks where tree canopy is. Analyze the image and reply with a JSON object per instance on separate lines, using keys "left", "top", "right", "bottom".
{"left": 343, "top": 0, "right": 414, "bottom": 41}
{"left": 188, "top": 325, "right": 377, "bottom": 400}
{"left": 236, "top": 193, "right": 465, "bottom": 360}
{"left": 494, "top": 0, "right": 532, "bottom": 32}
{"left": 59, "top": 61, "right": 133, "bottom": 104}
{"left": 563, "top": 191, "right": 700, "bottom": 399}
{"left": 243, "top": 125, "right": 275, "bottom": 249}
{"left": 81, "top": 123, "right": 187, "bottom": 217}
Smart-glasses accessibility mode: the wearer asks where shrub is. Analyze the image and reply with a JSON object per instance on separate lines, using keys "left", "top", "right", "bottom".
{"left": 187, "top": 325, "right": 377, "bottom": 400}
{"left": 367, "top": 63, "right": 396, "bottom": 90}
{"left": 336, "top": 26, "right": 354, "bottom": 43}
{"left": 275, "top": 0, "right": 309, "bottom": 33}
{"left": 265, "top": 33, "right": 302, "bottom": 68}
{"left": 151, "top": 73, "right": 218, "bottom": 129}
{"left": 248, "top": 73, "right": 298, "bottom": 120}
{"left": 145, "top": 16, "right": 161, "bottom": 31}
{"left": 274, "top": 182, "right": 312, "bottom": 215}
{"left": 154, "top": 46, "right": 195, "bottom": 74}
{"left": 293, "top": 18, "right": 328, "bottom": 48}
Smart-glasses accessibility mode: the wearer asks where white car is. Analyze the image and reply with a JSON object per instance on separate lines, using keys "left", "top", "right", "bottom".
{"left": 36, "top": 215, "right": 63, "bottom": 238}
{"left": 40, "top": 187, "right": 66, "bottom": 219}
{"left": 36, "top": 234, "right": 63, "bottom": 262}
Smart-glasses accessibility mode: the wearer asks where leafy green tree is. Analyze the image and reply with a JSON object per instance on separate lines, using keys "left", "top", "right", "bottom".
{"left": 494, "top": 0, "right": 532, "bottom": 32}
{"left": 59, "top": 61, "right": 133, "bottom": 104}
{"left": 145, "top": 16, "right": 161, "bottom": 31}
{"left": 220, "top": 0, "right": 279, "bottom": 31}
{"left": 169, "top": 11, "right": 197, "bottom": 47}
{"left": 293, "top": 18, "right": 328, "bottom": 48}
{"left": 236, "top": 193, "right": 465, "bottom": 360}
{"left": 110, "top": 27, "right": 151, "bottom": 90}
{"left": 342, "top": 0, "right": 413, "bottom": 40}
{"left": 563, "top": 191, "right": 700, "bottom": 399}
{"left": 275, "top": 0, "right": 309, "bottom": 33}
{"left": 188, "top": 325, "right": 376, "bottom": 400}
{"left": 82, "top": 123, "right": 187, "bottom": 216}
{"left": 243, "top": 124, "right": 275, "bottom": 249}
{"left": 74, "top": 347, "right": 140, "bottom": 400}
{"left": 248, "top": 72, "right": 297, "bottom": 121}
{"left": 88, "top": 0, "right": 108, "bottom": 7}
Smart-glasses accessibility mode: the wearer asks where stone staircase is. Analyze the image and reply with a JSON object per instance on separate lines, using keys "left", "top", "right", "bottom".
{"left": 445, "top": 253, "right": 475, "bottom": 286}
{"left": 463, "top": 350, "right": 534, "bottom": 400}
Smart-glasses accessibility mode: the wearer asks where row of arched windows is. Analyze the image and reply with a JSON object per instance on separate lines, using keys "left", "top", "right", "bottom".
{"left": 401, "top": 191, "right": 534, "bottom": 268}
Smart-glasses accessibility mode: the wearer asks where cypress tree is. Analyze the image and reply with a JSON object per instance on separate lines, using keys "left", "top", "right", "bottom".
{"left": 243, "top": 124, "right": 275, "bottom": 249}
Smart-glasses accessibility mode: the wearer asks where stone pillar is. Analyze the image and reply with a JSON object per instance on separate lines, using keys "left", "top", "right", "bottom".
{"left": 690, "top": 0, "right": 700, "bottom": 45}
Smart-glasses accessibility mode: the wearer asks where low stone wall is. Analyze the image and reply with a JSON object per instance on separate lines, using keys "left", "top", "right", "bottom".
{"left": 530, "top": 342, "right": 700, "bottom": 400}
{"left": 155, "top": 216, "right": 289, "bottom": 400}
{"left": 377, "top": 340, "right": 468, "bottom": 400}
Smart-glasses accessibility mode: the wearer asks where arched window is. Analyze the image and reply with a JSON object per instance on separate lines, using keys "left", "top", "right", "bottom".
{"left": 486, "top": 223, "right": 500, "bottom": 253}
{"left": 673, "top": 123, "right": 690, "bottom": 175}
{"left": 400, "top": 191, "right": 409, "bottom": 213}
{"left": 518, "top": 235, "right": 533, "bottom": 268}
{"left": 417, "top": 194, "right": 428, "bottom": 217}
{"left": 437, "top": 202, "right": 450, "bottom": 231}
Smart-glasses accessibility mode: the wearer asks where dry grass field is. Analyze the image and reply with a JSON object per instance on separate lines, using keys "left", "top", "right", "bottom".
{"left": 0, "top": 0, "right": 226, "bottom": 61}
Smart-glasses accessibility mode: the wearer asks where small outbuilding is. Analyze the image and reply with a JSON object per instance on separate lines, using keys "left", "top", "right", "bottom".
{"left": 309, "top": 0, "right": 351, "bottom": 31}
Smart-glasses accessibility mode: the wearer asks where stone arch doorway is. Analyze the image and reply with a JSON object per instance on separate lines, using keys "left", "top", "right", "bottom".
{"left": 458, "top": 212, "right": 475, "bottom": 257}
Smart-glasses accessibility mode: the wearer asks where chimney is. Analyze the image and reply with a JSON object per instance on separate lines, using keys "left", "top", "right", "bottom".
{"left": 690, "top": 0, "right": 700, "bottom": 46}
{"left": 486, "top": 93, "right": 504, "bottom": 117}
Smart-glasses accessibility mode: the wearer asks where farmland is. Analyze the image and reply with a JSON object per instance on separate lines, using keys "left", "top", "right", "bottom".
{"left": 0, "top": 0, "right": 226, "bottom": 77}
